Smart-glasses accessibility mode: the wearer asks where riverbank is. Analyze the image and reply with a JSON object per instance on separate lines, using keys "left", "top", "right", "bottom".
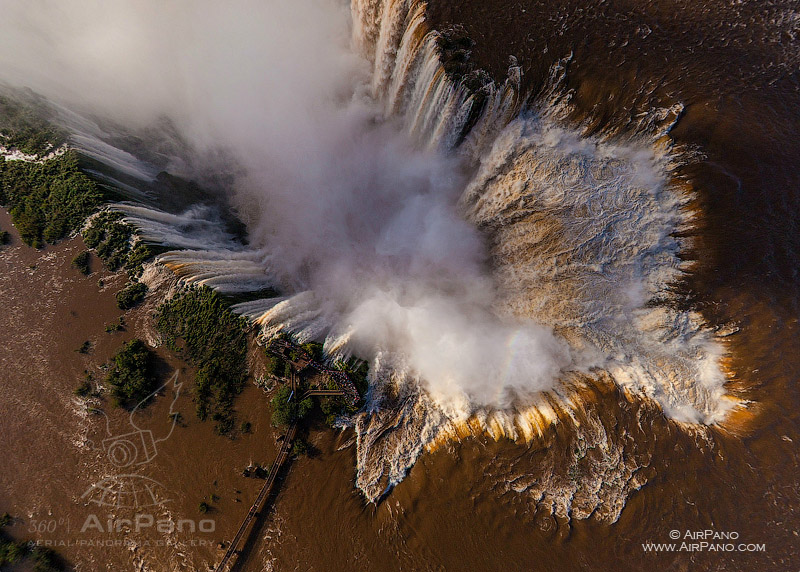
{"left": 0, "top": 206, "right": 306, "bottom": 570}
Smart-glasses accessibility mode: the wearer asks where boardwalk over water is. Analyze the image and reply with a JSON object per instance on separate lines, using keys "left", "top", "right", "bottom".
{"left": 214, "top": 421, "right": 298, "bottom": 572}
{"left": 215, "top": 339, "right": 362, "bottom": 571}
{"left": 268, "top": 339, "right": 360, "bottom": 406}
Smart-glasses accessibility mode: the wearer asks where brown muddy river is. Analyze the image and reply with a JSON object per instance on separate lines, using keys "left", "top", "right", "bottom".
{"left": 2, "top": 0, "right": 800, "bottom": 571}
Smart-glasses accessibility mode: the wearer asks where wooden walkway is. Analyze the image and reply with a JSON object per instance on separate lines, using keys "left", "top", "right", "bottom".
{"left": 214, "top": 421, "right": 297, "bottom": 572}
{"left": 214, "top": 339, "right": 362, "bottom": 571}
{"left": 303, "top": 389, "right": 345, "bottom": 398}
{"left": 267, "top": 339, "right": 360, "bottom": 406}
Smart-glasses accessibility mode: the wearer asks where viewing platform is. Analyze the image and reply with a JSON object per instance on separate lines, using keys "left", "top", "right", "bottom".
{"left": 267, "top": 339, "right": 360, "bottom": 406}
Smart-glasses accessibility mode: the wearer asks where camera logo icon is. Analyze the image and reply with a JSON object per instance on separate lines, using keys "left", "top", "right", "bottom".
{"left": 102, "top": 429, "right": 158, "bottom": 468}
{"left": 81, "top": 371, "right": 182, "bottom": 509}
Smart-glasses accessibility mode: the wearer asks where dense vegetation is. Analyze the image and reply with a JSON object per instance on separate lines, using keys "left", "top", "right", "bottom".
{"left": 155, "top": 286, "right": 249, "bottom": 433}
{"left": 116, "top": 281, "right": 147, "bottom": 310}
{"left": 336, "top": 358, "right": 369, "bottom": 397}
{"left": 0, "top": 94, "right": 66, "bottom": 156}
{"left": 265, "top": 338, "right": 368, "bottom": 427}
{"left": 106, "top": 339, "right": 158, "bottom": 408}
{"left": 83, "top": 210, "right": 155, "bottom": 310}
{"left": 0, "top": 514, "right": 64, "bottom": 571}
{"left": 300, "top": 341, "right": 324, "bottom": 361}
{"left": 83, "top": 210, "right": 156, "bottom": 277}
{"left": 291, "top": 437, "right": 309, "bottom": 456}
{"left": 318, "top": 358, "right": 368, "bottom": 425}
{"left": 0, "top": 152, "right": 103, "bottom": 248}
{"left": 264, "top": 353, "right": 292, "bottom": 379}
{"left": 0, "top": 93, "right": 100, "bottom": 248}
{"left": 270, "top": 385, "right": 313, "bottom": 428}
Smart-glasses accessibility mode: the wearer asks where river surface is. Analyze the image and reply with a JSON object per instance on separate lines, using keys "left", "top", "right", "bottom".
{"left": 261, "top": 1, "right": 800, "bottom": 569}
{"left": 1, "top": 0, "right": 799, "bottom": 570}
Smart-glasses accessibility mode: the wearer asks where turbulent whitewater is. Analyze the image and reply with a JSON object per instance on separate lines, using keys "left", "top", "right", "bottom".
{"left": 116, "top": 0, "right": 737, "bottom": 510}
{"left": 0, "top": 0, "right": 740, "bottom": 519}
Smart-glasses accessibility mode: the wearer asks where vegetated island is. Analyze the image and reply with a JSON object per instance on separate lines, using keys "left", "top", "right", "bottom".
{"left": 0, "top": 512, "right": 64, "bottom": 571}
{"left": 1, "top": 91, "right": 371, "bottom": 568}
{"left": 1, "top": 87, "right": 369, "bottom": 464}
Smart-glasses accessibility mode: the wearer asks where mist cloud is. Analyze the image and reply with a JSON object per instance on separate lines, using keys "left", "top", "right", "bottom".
{"left": 0, "top": 0, "right": 573, "bottom": 412}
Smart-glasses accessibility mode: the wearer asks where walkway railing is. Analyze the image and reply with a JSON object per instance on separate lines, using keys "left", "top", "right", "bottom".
{"left": 214, "top": 421, "right": 298, "bottom": 572}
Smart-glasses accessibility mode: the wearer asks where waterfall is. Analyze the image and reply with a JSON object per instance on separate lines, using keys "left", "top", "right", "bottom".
{"left": 65, "top": 0, "right": 741, "bottom": 519}
{"left": 352, "top": 0, "right": 520, "bottom": 153}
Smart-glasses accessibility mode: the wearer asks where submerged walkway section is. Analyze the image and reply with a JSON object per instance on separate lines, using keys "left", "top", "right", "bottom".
{"left": 214, "top": 421, "right": 298, "bottom": 572}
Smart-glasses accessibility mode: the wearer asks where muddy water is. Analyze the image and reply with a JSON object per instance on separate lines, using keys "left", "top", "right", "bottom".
{"left": 2, "top": 1, "right": 800, "bottom": 570}
{"left": 249, "top": 1, "right": 800, "bottom": 571}
{"left": 0, "top": 207, "right": 291, "bottom": 571}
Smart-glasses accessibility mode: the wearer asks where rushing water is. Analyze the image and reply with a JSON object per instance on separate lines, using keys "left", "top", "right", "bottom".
{"left": 1, "top": 0, "right": 799, "bottom": 570}
{"left": 99, "top": 0, "right": 742, "bottom": 514}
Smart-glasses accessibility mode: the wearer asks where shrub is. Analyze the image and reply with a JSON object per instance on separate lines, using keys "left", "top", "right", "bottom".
{"left": 0, "top": 516, "right": 65, "bottom": 570}
{"left": 74, "top": 380, "right": 92, "bottom": 397}
{"left": 271, "top": 385, "right": 313, "bottom": 427}
{"left": 212, "top": 411, "right": 234, "bottom": 435}
{"left": 106, "top": 339, "right": 157, "bottom": 407}
{"left": 29, "top": 546, "right": 63, "bottom": 572}
{"left": 264, "top": 355, "right": 286, "bottom": 377}
{"left": 291, "top": 438, "right": 308, "bottom": 457}
{"left": 71, "top": 250, "right": 90, "bottom": 275}
{"left": 300, "top": 342, "right": 324, "bottom": 361}
{"left": 116, "top": 281, "right": 147, "bottom": 310}
{"left": 0, "top": 538, "right": 26, "bottom": 565}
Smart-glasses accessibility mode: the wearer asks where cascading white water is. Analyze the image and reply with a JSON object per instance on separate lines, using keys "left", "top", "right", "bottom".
{"left": 462, "top": 114, "right": 734, "bottom": 423}
{"left": 51, "top": 0, "right": 739, "bottom": 518}
{"left": 356, "top": 0, "right": 520, "bottom": 153}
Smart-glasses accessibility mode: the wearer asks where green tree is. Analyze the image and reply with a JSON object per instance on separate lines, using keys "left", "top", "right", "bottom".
{"left": 71, "top": 250, "right": 90, "bottom": 274}
{"left": 270, "top": 386, "right": 313, "bottom": 427}
{"left": 155, "top": 286, "right": 248, "bottom": 433}
{"left": 116, "top": 281, "right": 147, "bottom": 310}
{"left": 106, "top": 339, "right": 157, "bottom": 407}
